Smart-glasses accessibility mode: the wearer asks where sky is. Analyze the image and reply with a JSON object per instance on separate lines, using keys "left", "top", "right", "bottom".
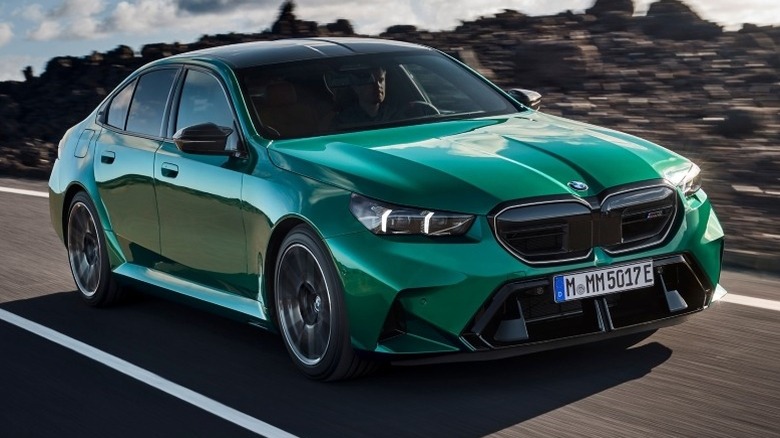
{"left": 0, "top": 0, "right": 779, "bottom": 82}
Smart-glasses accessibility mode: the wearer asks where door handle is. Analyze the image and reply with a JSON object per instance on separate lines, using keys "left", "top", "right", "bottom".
{"left": 100, "top": 151, "right": 115, "bottom": 164}
{"left": 160, "top": 162, "right": 179, "bottom": 178}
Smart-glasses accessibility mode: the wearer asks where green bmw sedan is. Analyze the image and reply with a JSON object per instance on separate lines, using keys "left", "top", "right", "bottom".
{"left": 49, "top": 38, "right": 726, "bottom": 380}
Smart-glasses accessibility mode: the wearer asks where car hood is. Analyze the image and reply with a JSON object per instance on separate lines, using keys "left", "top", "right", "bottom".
{"left": 267, "top": 113, "right": 689, "bottom": 214}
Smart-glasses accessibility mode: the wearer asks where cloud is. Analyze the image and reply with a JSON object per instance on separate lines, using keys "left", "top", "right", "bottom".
{"left": 21, "top": 0, "right": 107, "bottom": 41}
{"left": 28, "top": 20, "right": 62, "bottom": 41}
{"left": 27, "top": 17, "right": 105, "bottom": 41}
{"left": 66, "top": 16, "right": 104, "bottom": 39}
{"left": 102, "top": 0, "right": 179, "bottom": 33}
{"left": 685, "top": 0, "right": 780, "bottom": 28}
{"left": 100, "top": 0, "right": 280, "bottom": 35}
{"left": 0, "top": 23, "right": 12, "bottom": 47}
{"left": 175, "top": 0, "right": 271, "bottom": 15}
{"left": 15, "top": 4, "right": 46, "bottom": 22}
{"left": 49, "top": 0, "right": 107, "bottom": 18}
{"left": 293, "top": 1, "right": 416, "bottom": 34}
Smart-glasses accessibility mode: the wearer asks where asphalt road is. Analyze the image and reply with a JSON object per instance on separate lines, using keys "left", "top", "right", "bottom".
{"left": 1, "top": 176, "right": 779, "bottom": 438}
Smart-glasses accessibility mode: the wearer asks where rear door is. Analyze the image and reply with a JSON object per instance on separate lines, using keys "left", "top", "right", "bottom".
{"left": 154, "top": 67, "right": 254, "bottom": 297}
{"left": 94, "top": 68, "right": 180, "bottom": 265}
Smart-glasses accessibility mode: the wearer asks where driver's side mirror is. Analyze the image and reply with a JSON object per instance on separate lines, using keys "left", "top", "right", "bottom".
{"left": 173, "top": 123, "right": 233, "bottom": 155}
{"left": 507, "top": 88, "right": 542, "bottom": 111}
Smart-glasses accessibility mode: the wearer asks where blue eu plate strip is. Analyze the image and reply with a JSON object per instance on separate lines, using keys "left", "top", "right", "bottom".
{"left": 553, "top": 276, "right": 565, "bottom": 303}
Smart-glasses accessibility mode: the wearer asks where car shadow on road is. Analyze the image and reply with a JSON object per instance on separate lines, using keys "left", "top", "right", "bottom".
{"left": 1, "top": 291, "right": 672, "bottom": 438}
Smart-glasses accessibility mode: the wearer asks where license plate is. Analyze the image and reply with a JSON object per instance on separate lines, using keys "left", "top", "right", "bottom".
{"left": 553, "top": 260, "right": 654, "bottom": 303}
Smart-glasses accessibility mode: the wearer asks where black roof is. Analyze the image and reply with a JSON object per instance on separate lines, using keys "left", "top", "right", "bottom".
{"left": 170, "top": 38, "right": 432, "bottom": 69}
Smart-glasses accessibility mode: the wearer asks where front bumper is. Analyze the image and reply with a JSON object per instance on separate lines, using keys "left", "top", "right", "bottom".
{"left": 460, "top": 254, "right": 712, "bottom": 352}
{"left": 325, "top": 190, "right": 724, "bottom": 358}
{"left": 409, "top": 281, "right": 726, "bottom": 367}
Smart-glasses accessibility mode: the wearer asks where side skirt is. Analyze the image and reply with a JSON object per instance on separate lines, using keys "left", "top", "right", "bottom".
{"left": 113, "top": 264, "right": 271, "bottom": 329}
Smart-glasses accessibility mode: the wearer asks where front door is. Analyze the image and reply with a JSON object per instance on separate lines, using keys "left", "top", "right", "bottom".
{"left": 154, "top": 68, "right": 253, "bottom": 297}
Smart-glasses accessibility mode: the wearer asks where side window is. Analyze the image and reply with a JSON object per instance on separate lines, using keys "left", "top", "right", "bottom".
{"left": 126, "top": 69, "right": 178, "bottom": 137}
{"left": 176, "top": 69, "right": 236, "bottom": 132}
{"left": 106, "top": 80, "right": 136, "bottom": 129}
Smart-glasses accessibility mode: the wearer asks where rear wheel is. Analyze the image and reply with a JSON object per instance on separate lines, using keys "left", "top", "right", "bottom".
{"left": 274, "top": 225, "right": 376, "bottom": 381}
{"left": 66, "top": 192, "right": 122, "bottom": 307}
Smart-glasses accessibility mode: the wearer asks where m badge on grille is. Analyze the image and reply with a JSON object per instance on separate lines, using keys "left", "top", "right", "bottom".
{"left": 647, "top": 209, "right": 665, "bottom": 219}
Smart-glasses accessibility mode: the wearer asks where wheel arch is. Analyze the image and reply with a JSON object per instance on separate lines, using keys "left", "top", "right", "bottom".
{"left": 262, "top": 214, "right": 344, "bottom": 325}
{"left": 263, "top": 215, "right": 308, "bottom": 329}
{"left": 264, "top": 215, "right": 375, "bottom": 380}
{"left": 61, "top": 182, "right": 125, "bottom": 269}
{"left": 61, "top": 183, "right": 89, "bottom": 243}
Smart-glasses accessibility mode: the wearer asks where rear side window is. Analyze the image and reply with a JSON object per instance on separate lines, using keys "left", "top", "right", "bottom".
{"left": 125, "top": 69, "right": 178, "bottom": 137}
{"left": 106, "top": 80, "right": 135, "bottom": 129}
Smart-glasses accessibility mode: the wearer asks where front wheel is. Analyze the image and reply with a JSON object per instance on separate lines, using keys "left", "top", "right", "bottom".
{"left": 274, "top": 225, "right": 376, "bottom": 381}
{"left": 66, "top": 192, "right": 122, "bottom": 307}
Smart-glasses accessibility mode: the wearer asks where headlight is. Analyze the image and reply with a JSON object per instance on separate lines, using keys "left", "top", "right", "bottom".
{"left": 665, "top": 163, "right": 702, "bottom": 197}
{"left": 349, "top": 194, "right": 475, "bottom": 236}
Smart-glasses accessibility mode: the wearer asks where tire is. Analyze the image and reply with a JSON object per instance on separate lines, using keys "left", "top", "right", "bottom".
{"left": 66, "top": 192, "right": 122, "bottom": 307}
{"left": 274, "top": 225, "right": 376, "bottom": 381}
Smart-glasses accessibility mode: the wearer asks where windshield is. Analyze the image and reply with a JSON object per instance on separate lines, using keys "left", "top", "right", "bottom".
{"left": 238, "top": 51, "right": 519, "bottom": 139}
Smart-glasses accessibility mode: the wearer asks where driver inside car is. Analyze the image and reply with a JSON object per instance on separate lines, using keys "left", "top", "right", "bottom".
{"left": 332, "top": 66, "right": 400, "bottom": 127}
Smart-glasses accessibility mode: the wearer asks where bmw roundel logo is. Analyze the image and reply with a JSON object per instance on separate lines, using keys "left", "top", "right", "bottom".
{"left": 568, "top": 180, "right": 589, "bottom": 191}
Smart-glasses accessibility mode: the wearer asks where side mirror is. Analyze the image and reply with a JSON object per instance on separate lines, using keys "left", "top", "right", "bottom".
{"left": 173, "top": 123, "right": 233, "bottom": 155}
{"left": 507, "top": 88, "right": 542, "bottom": 111}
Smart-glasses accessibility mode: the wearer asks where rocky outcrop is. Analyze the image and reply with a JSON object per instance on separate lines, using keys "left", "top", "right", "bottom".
{"left": 587, "top": 0, "right": 634, "bottom": 17}
{"left": 513, "top": 40, "right": 603, "bottom": 90}
{"left": 585, "top": 0, "right": 634, "bottom": 32}
{"left": 325, "top": 19, "right": 355, "bottom": 36}
{"left": 270, "top": 1, "right": 318, "bottom": 36}
{"left": 641, "top": 0, "right": 722, "bottom": 40}
{"left": 1, "top": 0, "right": 779, "bottom": 259}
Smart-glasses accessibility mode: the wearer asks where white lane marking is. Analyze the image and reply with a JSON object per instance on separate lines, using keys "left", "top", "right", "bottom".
{"left": 0, "top": 186, "right": 49, "bottom": 198}
{"left": 0, "top": 308, "right": 298, "bottom": 438}
{"left": 712, "top": 284, "right": 728, "bottom": 301}
{"left": 721, "top": 294, "right": 780, "bottom": 312}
